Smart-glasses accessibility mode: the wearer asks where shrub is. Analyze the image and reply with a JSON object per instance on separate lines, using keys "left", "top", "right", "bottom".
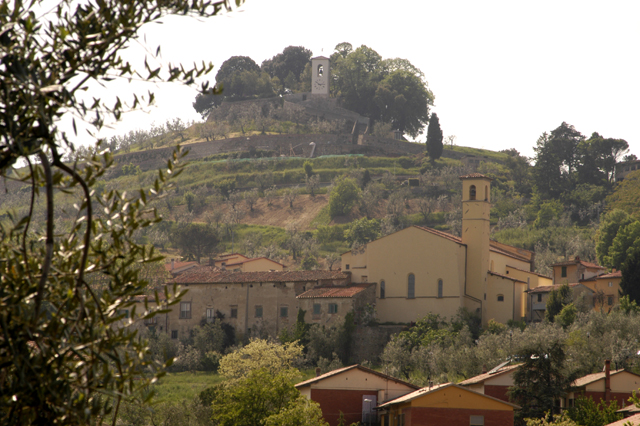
{"left": 329, "top": 177, "right": 361, "bottom": 217}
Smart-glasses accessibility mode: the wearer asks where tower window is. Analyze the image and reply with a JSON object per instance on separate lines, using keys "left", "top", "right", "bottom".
{"left": 485, "top": 186, "right": 489, "bottom": 201}
{"left": 437, "top": 279, "right": 443, "bottom": 298}
{"left": 317, "top": 64, "right": 324, "bottom": 76}
{"left": 380, "top": 280, "right": 386, "bottom": 299}
{"left": 561, "top": 266, "right": 567, "bottom": 277}
{"left": 469, "top": 185, "right": 476, "bottom": 200}
{"left": 497, "top": 294, "right": 504, "bottom": 302}
{"left": 408, "top": 274, "right": 415, "bottom": 299}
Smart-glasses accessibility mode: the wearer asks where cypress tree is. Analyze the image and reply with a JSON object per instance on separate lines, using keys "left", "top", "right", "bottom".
{"left": 426, "top": 113, "right": 443, "bottom": 161}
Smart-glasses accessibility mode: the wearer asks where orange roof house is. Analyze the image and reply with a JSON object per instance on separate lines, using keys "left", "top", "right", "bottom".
{"left": 565, "top": 360, "right": 640, "bottom": 409}
{"left": 213, "top": 253, "right": 286, "bottom": 272}
{"left": 296, "top": 364, "right": 418, "bottom": 426}
{"left": 551, "top": 256, "right": 607, "bottom": 285}
{"left": 378, "top": 383, "right": 520, "bottom": 426}
{"left": 458, "top": 363, "right": 521, "bottom": 402}
{"left": 165, "top": 259, "right": 200, "bottom": 277}
{"left": 297, "top": 283, "right": 376, "bottom": 327}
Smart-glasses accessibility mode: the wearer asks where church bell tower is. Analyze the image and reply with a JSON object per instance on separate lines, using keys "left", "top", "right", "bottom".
{"left": 460, "top": 173, "right": 492, "bottom": 324}
{"left": 311, "top": 56, "right": 330, "bottom": 97}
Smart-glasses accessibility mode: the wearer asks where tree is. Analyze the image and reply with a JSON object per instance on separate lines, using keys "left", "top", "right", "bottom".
{"left": 566, "top": 396, "right": 622, "bottom": 426}
{"left": 509, "top": 342, "right": 577, "bottom": 423}
{"left": 0, "top": 0, "right": 233, "bottom": 423}
{"left": 244, "top": 188, "right": 260, "bottom": 212}
{"left": 306, "top": 174, "right": 320, "bottom": 197}
{"left": 173, "top": 224, "right": 219, "bottom": 263}
{"left": 426, "top": 113, "right": 444, "bottom": 161}
{"left": 215, "top": 55, "right": 261, "bottom": 97}
{"left": 620, "top": 242, "right": 640, "bottom": 305}
{"left": 192, "top": 90, "right": 223, "bottom": 119}
{"left": 261, "top": 46, "right": 313, "bottom": 91}
{"left": 605, "top": 170, "right": 640, "bottom": 213}
{"left": 283, "top": 185, "right": 300, "bottom": 208}
{"left": 607, "top": 221, "right": 640, "bottom": 270}
{"left": 329, "top": 177, "right": 362, "bottom": 217}
{"left": 595, "top": 209, "right": 633, "bottom": 267}
{"left": 545, "top": 284, "right": 572, "bottom": 322}
{"left": 218, "top": 339, "right": 303, "bottom": 380}
{"left": 344, "top": 218, "right": 380, "bottom": 246}
{"left": 303, "top": 160, "right": 314, "bottom": 178}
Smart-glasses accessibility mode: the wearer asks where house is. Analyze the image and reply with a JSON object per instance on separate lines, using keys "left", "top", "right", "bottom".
{"left": 213, "top": 253, "right": 285, "bottom": 272}
{"left": 615, "top": 159, "right": 640, "bottom": 182}
{"left": 295, "top": 364, "right": 419, "bottom": 426}
{"left": 526, "top": 283, "right": 595, "bottom": 322}
{"left": 564, "top": 360, "right": 640, "bottom": 409}
{"left": 377, "top": 383, "right": 520, "bottom": 426}
{"left": 458, "top": 363, "right": 521, "bottom": 403}
{"left": 297, "top": 283, "right": 376, "bottom": 327}
{"left": 341, "top": 174, "right": 550, "bottom": 326}
{"left": 165, "top": 259, "right": 200, "bottom": 277}
{"left": 551, "top": 257, "right": 606, "bottom": 285}
{"left": 154, "top": 268, "right": 350, "bottom": 340}
{"left": 581, "top": 270, "right": 622, "bottom": 311}
{"left": 618, "top": 404, "right": 640, "bottom": 419}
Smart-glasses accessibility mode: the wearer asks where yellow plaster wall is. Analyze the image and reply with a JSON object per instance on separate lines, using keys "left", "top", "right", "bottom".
{"left": 584, "top": 277, "right": 622, "bottom": 310}
{"left": 487, "top": 275, "right": 516, "bottom": 324}
{"left": 584, "top": 373, "right": 640, "bottom": 393}
{"left": 491, "top": 253, "right": 530, "bottom": 276}
{"left": 411, "top": 386, "right": 514, "bottom": 411}
{"left": 360, "top": 227, "right": 466, "bottom": 323}
{"left": 505, "top": 267, "right": 553, "bottom": 290}
{"left": 242, "top": 258, "right": 284, "bottom": 272}
{"left": 553, "top": 264, "right": 577, "bottom": 284}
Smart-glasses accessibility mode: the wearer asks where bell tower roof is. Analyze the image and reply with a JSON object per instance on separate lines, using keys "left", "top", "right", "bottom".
{"left": 459, "top": 173, "right": 492, "bottom": 181}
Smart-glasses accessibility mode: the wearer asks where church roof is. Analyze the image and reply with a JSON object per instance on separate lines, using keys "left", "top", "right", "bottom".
{"left": 311, "top": 55, "right": 330, "bottom": 60}
{"left": 459, "top": 173, "right": 493, "bottom": 180}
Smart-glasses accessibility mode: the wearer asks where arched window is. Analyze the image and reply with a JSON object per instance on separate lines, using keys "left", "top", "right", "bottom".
{"left": 469, "top": 185, "right": 476, "bottom": 200}
{"left": 497, "top": 294, "right": 504, "bottom": 302}
{"left": 380, "top": 280, "right": 386, "bottom": 299}
{"left": 485, "top": 186, "right": 489, "bottom": 201}
{"left": 317, "top": 64, "right": 324, "bottom": 76}
{"left": 437, "top": 279, "right": 443, "bottom": 298}
{"left": 408, "top": 274, "right": 415, "bottom": 299}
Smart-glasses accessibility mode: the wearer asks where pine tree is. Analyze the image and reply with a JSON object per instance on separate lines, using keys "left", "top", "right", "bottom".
{"left": 621, "top": 242, "right": 640, "bottom": 304}
{"left": 426, "top": 113, "right": 444, "bottom": 161}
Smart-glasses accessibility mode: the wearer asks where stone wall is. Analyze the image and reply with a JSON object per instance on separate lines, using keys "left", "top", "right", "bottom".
{"left": 349, "top": 324, "right": 406, "bottom": 364}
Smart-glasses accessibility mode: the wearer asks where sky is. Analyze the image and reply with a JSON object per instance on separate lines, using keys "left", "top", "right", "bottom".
{"left": 78, "top": 0, "right": 640, "bottom": 159}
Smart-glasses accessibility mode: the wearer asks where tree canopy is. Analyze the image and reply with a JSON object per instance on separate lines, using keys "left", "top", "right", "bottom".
{"left": 261, "top": 46, "right": 313, "bottom": 90}
{"left": 426, "top": 113, "right": 444, "bottom": 160}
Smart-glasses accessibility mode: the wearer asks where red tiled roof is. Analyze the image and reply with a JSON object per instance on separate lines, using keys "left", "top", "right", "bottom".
{"left": 551, "top": 257, "right": 606, "bottom": 269}
{"left": 295, "top": 364, "right": 419, "bottom": 390}
{"left": 572, "top": 369, "right": 628, "bottom": 388}
{"left": 506, "top": 265, "right": 552, "bottom": 279}
{"left": 488, "top": 271, "right": 527, "bottom": 283}
{"left": 606, "top": 413, "right": 640, "bottom": 426}
{"left": 597, "top": 270, "right": 622, "bottom": 279}
{"left": 297, "top": 283, "right": 374, "bottom": 299}
{"left": 527, "top": 283, "right": 591, "bottom": 294}
{"left": 175, "top": 267, "right": 350, "bottom": 284}
{"left": 459, "top": 173, "right": 493, "bottom": 180}
{"left": 458, "top": 364, "right": 521, "bottom": 385}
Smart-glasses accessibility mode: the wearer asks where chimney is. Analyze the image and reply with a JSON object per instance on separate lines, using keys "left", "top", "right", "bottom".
{"left": 171, "top": 259, "right": 175, "bottom": 271}
{"left": 315, "top": 367, "right": 321, "bottom": 377}
{"left": 605, "top": 360, "right": 611, "bottom": 402}
{"left": 482, "top": 365, "right": 487, "bottom": 374}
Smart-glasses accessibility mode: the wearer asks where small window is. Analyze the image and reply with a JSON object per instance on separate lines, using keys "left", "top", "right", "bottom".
{"left": 317, "top": 64, "right": 324, "bottom": 76}
{"left": 608, "top": 296, "right": 614, "bottom": 306}
{"left": 313, "top": 304, "right": 321, "bottom": 315}
{"left": 497, "top": 294, "right": 504, "bottom": 302}
{"left": 397, "top": 414, "right": 405, "bottom": 426}
{"left": 117, "top": 309, "right": 129, "bottom": 319}
{"left": 469, "top": 185, "right": 476, "bottom": 200}
{"left": 380, "top": 280, "right": 386, "bottom": 299}
{"left": 206, "top": 308, "right": 215, "bottom": 319}
{"left": 143, "top": 316, "right": 157, "bottom": 325}
{"left": 608, "top": 281, "right": 613, "bottom": 287}
{"left": 230, "top": 306, "right": 238, "bottom": 318}
{"left": 470, "top": 415, "right": 484, "bottom": 426}
{"left": 328, "top": 303, "right": 338, "bottom": 314}
{"left": 561, "top": 266, "right": 567, "bottom": 278}
{"left": 179, "top": 302, "right": 191, "bottom": 319}
{"left": 280, "top": 306, "right": 288, "bottom": 318}
{"left": 408, "top": 274, "right": 415, "bottom": 299}
{"left": 362, "top": 275, "right": 368, "bottom": 283}
{"left": 171, "top": 330, "right": 178, "bottom": 339}
{"left": 437, "top": 279, "right": 443, "bottom": 299}
{"left": 346, "top": 264, "right": 350, "bottom": 270}
{"left": 255, "top": 305, "right": 263, "bottom": 318}
{"left": 484, "top": 186, "right": 488, "bottom": 201}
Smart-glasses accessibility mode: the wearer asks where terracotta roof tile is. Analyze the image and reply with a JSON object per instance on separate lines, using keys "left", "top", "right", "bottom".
{"left": 164, "top": 261, "right": 199, "bottom": 272}
{"left": 605, "top": 413, "right": 640, "bottom": 426}
{"left": 597, "top": 270, "right": 622, "bottom": 279}
{"left": 224, "top": 257, "right": 286, "bottom": 268}
{"left": 551, "top": 257, "right": 606, "bottom": 269}
{"left": 295, "top": 364, "right": 419, "bottom": 390}
{"left": 175, "top": 266, "right": 349, "bottom": 284}
{"left": 378, "top": 383, "right": 520, "bottom": 409}
{"left": 458, "top": 364, "right": 521, "bottom": 385}
{"left": 297, "top": 283, "right": 374, "bottom": 299}
{"left": 572, "top": 369, "right": 627, "bottom": 388}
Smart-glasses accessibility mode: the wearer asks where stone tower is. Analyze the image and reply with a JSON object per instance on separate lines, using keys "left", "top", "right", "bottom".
{"left": 460, "top": 173, "right": 492, "bottom": 324}
{"left": 311, "top": 56, "right": 330, "bottom": 96}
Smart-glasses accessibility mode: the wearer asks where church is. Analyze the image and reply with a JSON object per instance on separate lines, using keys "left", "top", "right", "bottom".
{"left": 341, "top": 174, "right": 552, "bottom": 325}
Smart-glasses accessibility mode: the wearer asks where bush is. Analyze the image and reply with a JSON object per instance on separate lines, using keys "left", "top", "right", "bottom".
{"left": 329, "top": 177, "right": 361, "bottom": 217}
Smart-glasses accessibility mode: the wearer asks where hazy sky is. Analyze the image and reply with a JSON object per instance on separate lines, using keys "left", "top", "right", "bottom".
{"left": 82, "top": 0, "right": 640, "bottom": 159}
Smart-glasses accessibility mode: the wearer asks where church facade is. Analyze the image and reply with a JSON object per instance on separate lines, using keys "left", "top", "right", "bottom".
{"left": 341, "top": 174, "right": 551, "bottom": 325}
